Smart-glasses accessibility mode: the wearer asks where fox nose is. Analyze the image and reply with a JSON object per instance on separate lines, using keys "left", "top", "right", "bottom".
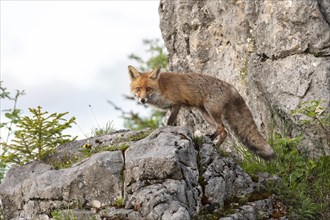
{"left": 140, "top": 98, "right": 146, "bottom": 104}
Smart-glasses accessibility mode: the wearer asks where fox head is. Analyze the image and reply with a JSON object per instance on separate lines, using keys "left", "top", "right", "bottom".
{"left": 128, "top": 65, "right": 161, "bottom": 104}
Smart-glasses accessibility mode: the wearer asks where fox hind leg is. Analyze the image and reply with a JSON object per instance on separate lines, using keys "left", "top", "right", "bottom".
{"left": 212, "top": 125, "right": 228, "bottom": 146}
{"left": 199, "top": 107, "right": 216, "bottom": 127}
{"left": 204, "top": 107, "right": 228, "bottom": 146}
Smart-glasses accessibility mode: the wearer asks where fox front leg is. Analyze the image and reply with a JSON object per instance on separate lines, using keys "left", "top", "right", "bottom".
{"left": 167, "top": 104, "right": 181, "bottom": 126}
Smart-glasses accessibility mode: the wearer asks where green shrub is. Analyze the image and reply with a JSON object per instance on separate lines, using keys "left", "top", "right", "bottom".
{"left": 1, "top": 106, "right": 76, "bottom": 165}
{"left": 240, "top": 132, "right": 329, "bottom": 219}
{"left": 238, "top": 100, "right": 330, "bottom": 219}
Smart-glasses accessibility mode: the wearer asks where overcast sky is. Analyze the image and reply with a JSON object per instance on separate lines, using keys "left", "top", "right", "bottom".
{"left": 1, "top": 1, "right": 163, "bottom": 139}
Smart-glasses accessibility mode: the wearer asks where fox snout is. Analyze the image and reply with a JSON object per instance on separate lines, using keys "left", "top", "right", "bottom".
{"left": 139, "top": 97, "right": 148, "bottom": 104}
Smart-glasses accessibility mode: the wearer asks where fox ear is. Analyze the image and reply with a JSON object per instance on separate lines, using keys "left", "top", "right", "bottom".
{"left": 149, "top": 66, "right": 161, "bottom": 80}
{"left": 128, "top": 65, "right": 140, "bottom": 80}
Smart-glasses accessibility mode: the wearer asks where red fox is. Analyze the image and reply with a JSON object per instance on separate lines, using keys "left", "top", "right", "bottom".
{"left": 128, "top": 65, "right": 275, "bottom": 160}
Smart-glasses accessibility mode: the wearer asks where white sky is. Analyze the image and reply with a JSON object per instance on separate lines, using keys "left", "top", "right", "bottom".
{"left": 0, "top": 0, "right": 162, "bottom": 139}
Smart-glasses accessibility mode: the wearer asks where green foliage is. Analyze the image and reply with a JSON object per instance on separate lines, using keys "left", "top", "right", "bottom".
{"left": 128, "top": 38, "right": 168, "bottom": 71}
{"left": 126, "top": 129, "right": 153, "bottom": 141}
{"left": 192, "top": 136, "right": 204, "bottom": 147}
{"left": 49, "top": 154, "right": 82, "bottom": 170}
{"left": 0, "top": 160, "right": 6, "bottom": 185}
{"left": 49, "top": 130, "right": 152, "bottom": 170}
{"left": 50, "top": 198, "right": 98, "bottom": 220}
{"left": 0, "top": 81, "right": 25, "bottom": 142}
{"left": 91, "top": 121, "right": 115, "bottom": 137}
{"left": 240, "top": 133, "right": 330, "bottom": 219}
{"left": 113, "top": 196, "right": 125, "bottom": 208}
{"left": 0, "top": 81, "right": 26, "bottom": 182}
{"left": 51, "top": 210, "right": 77, "bottom": 220}
{"left": 88, "top": 104, "right": 115, "bottom": 137}
{"left": 1, "top": 106, "right": 76, "bottom": 165}
{"left": 51, "top": 209, "right": 97, "bottom": 220}
{"left": 79, "top": 143, "right": 129, "bottom": 158}
{"left": 292, "top": 100, "right": 330, "bottom": 146}
{"left": 123, "top": 108, "right": 165, "bottom": 130}
{"left": 292, "top": 100, "right": 329, "bottom": 129}
{"left": 238, "top": 100, "right": 330, "bottom": 218}
{"left": 50, "top": 143, "right": 131, "bottom": 170}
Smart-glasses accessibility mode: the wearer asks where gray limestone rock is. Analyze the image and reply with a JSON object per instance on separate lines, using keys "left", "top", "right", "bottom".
{"left": 199, "top": 144, "right": 254, "bottom": 209}
{"left": 0, "top": 127, "right": 280, "bottom": 219}
{"left": 159, "top": 0, "right": 330, "bottom": 157}
{"left": 124, "top": 126, "right": 200, "bottom": 219}
{"left": 0, "top": 151, "right": 124, "bottom": 219}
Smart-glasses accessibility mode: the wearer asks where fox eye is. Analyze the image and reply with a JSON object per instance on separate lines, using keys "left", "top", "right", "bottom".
{"left": 146, "top": 87, "right": 153, "bottom": 92}
{"left": 135, "top": 87, "right": 141, "bottom": 92}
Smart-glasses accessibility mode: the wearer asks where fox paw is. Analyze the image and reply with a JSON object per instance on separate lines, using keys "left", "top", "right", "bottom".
{"left": 207, "top": 132, "right": 218, "bottom": 141}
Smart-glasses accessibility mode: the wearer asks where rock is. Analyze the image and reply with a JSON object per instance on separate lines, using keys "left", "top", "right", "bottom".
{"left": 159, "top": 0, "right": 330, "bottom": 157}
{"left": 100, "top": 207, "right": 143, "bottom": 220}
{"left": 199, "top": 144, "right": 254, "bottom": 208}
{"left": 0, "top": 151, "right": 124, "bottom": 219}
{"left": 0, "top": 127, "right": 282, "bottom": 219}
{"left": 90, "top": 200, "right": 101, "bottom": 209}
{"left": 43, "top": 129, "right": 152, "bottom": 166}
{"left": 52, "top": 209, "right": 101, "bottom": 220}
{"left": 124, "top": 126, "right": 200, "bottom": 219}
{"left": 249, "top": 53, "right": 330, "bottom": 157}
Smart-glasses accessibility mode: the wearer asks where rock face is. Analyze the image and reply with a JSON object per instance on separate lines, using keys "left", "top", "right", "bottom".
{"left": 0, "top": 127, "right": 278, "bottom": 219}
{"left": 1, "top": 152, "right": 124, "bottom": 219}
{"left": 159, "top": 0, "right": 330, "bottom": 157}
{"left": 124, "top": 127, "right": 199, "bottom": 219}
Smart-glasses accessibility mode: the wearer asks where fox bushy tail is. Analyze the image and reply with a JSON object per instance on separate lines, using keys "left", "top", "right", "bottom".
{"left": 223, "top": 95, "right": 275, "bottom": 160}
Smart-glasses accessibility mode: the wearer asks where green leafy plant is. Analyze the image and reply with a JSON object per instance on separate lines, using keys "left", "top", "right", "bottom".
{"left": 79, "top": 143, "right": 130, "bottom": 159}
{"left": 0, "top": 81, "right": 25, "bottom": 182}
{"left": 91, "top": 121, "right": 115, "bottom": 137}
{"left": 126, "top": 129, "right": 153, "bottom": 141}
{"left": 128, "top": 38, "right": 168, "bottom": 71}
{"left": 292, "top": 100, "right": 329, "bottom": 129}
{"left": 123, "top": 108, "right": 165, "bottom": 130}
{"left": 51, "top": 209, "right": 77, "bottom": 220}
{"left": 0, "top": 81, "right": 26, "bottom": 143}
{"left": 88, "top": 104, "right": 115, "bottom": 137}
{"left": 236, "top": 100, "right": 330, "bottom": 218}
{"left": 292, "top": 100, "right": 330, "bottom": 147}
{"left": 1, "top": 106, "right": 76, "bottom": 165}
{"left": 239, "top": 132, "right": 329, "bottom": 219}
{"left": 51, "top": 210, "right": 64, "bottom": 220}
{"left": 49, "top": 154, "right": 82, "bottom": 170}
{"left": 113, "top": 196, "right": 125, "bottom": 208}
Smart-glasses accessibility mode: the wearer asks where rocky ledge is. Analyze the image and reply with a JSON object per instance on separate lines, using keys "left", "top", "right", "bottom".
{"left": 0, "top": 127, "right": 283, "bottom": 220}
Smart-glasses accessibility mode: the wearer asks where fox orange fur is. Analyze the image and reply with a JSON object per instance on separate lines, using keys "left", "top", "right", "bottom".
{"left": 128, "top": 65, "right": 275, "bottom": 160}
